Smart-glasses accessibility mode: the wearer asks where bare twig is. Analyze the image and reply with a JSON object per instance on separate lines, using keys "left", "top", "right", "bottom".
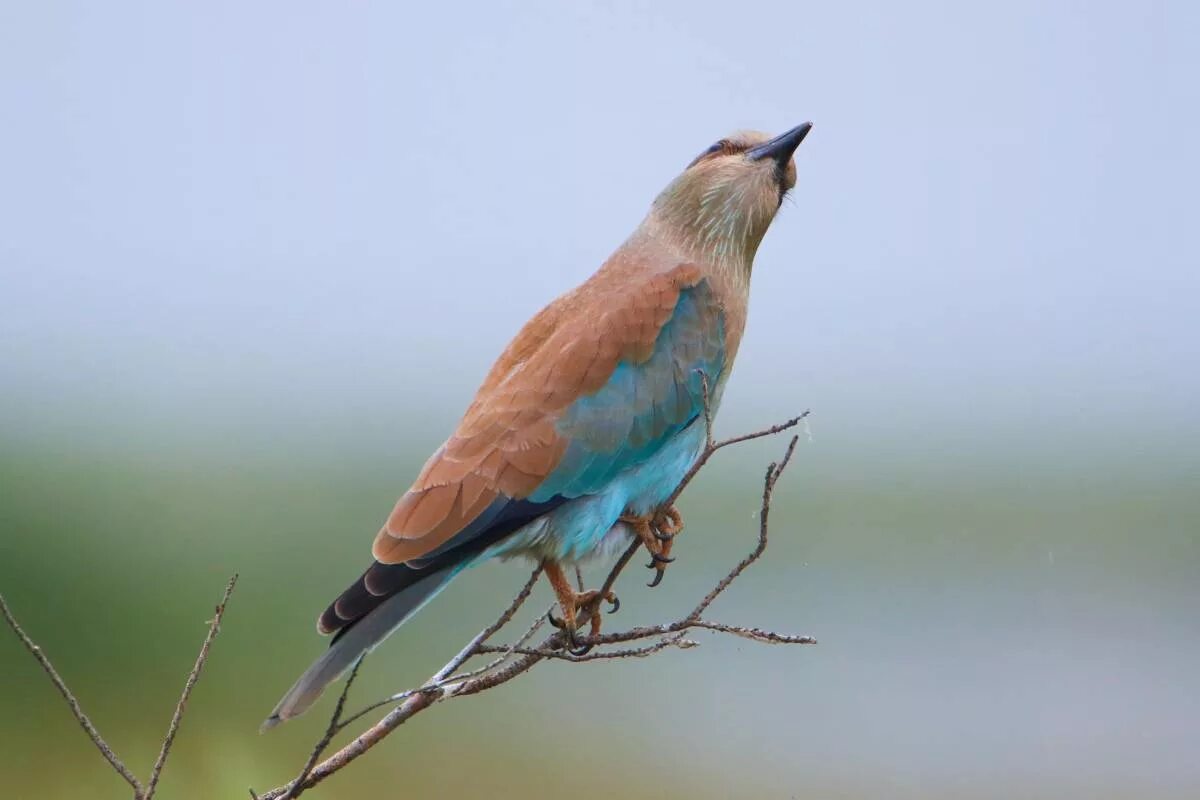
{"left": 328, "top": 605, "right": 551, "bottom": 736}
{"left": 257, "top": 383, "right": 813, "bottom": 799}
{"left": 434, "top": 606, "right": 550, "bottom": 690}
{"left": 280, "top": 657, "right": 365, "bottom": 800}
{"left": 660, "top": 371, "right": 809, "bottom": 514}
{"left": 597, "top": 534, "right": 644, "bottom": 605}
{"left": 254, "top": 566, "right": 548, "bottom": 800}
{"left": 478, "top": 632, "right": 699, "bottom": 662}
{"left": 0, "top": 595, "right": 145, "bottom": 796}
{"left": 2, "top": 575, "right": 238, "bottom": 799}
{"left": 688, "top": 620, "right": 817, "bottom": 645}
{"left": 145, "top": 573, "right": 238, "bottom": 799}
{"left": 691, "top": 435, "right": 799, "bottom": 619}
{"left": 449, "top": 564, "right": 543, "bottom": 668}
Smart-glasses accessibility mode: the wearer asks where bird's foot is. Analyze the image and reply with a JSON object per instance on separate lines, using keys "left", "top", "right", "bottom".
{"left": 620, "top": 504, "right": 684, "bottom": 587}
{"left": 546, "top": 588, "right": 619, "bottom": 655}
{"left": 542, "top": 561, "right": 619, "bottom": 655}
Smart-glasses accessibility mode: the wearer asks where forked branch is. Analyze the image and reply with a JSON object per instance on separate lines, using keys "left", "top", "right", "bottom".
{"left": 1, "top": 574, "right": 238, "bottom": 800}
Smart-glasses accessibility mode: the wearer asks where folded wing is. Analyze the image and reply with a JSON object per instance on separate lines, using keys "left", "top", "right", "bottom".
{"left": 319, "top": 261, "right": 727, "bottom": 636}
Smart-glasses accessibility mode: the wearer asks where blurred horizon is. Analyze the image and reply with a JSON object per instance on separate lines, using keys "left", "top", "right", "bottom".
{"left": 2, "top": 1, "right": 1198, "bottom": 798}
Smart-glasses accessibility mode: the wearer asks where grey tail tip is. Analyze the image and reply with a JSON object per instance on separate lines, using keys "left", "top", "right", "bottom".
{"left": 262, "top": 563, "right": 459, "bottom": 735}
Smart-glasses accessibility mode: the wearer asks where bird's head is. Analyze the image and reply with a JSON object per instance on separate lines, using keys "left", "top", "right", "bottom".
{"left": 647, "top": 123, "right": 812, "bottom": 271}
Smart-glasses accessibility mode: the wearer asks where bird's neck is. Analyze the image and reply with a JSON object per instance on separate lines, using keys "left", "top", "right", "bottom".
{"left": 610, "top": 213, "right": 752, "bottom": 369}
{"left": 623, "top": 211, "right": 759, "bottom": 298}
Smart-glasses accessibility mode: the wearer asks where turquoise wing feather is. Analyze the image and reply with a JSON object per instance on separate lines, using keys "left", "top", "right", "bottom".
{"left": 403, "top": 278, "right": 726, "bottom": 566}
{"left": 528, "top": 280, "right": 726, "bottom": 503}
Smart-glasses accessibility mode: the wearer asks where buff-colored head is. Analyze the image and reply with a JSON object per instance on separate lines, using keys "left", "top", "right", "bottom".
{"left": 648, "top": 123, "right": 812, "bottom": 270}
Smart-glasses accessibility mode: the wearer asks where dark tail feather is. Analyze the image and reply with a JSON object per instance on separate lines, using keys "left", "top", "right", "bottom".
{"left": 261, "top": 565, "right": 457, "bottom": 730}
{"left": 264, "top": 495, "right": 567, "bottom": 730}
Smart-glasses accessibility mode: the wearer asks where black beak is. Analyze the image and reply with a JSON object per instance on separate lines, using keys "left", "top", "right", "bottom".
{"left": 746, "top": 122, "right": 813, "bottom": 166}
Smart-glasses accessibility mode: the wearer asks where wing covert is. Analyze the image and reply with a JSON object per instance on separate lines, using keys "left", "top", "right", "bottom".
{"left": 372, "top": 262, "right": 725, "bottom": 564}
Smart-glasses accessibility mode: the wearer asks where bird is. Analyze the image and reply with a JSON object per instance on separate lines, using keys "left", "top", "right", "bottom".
{"left": 263, "top": 122, "right": 813, "bottom": 729}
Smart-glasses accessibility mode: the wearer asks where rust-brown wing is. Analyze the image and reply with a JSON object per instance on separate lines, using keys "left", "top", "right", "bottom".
{"left": 373, "top": 262, "right": 703, "bottom": 564}
{"left": 315, "top": 262, "right": 705, "bottom": 635}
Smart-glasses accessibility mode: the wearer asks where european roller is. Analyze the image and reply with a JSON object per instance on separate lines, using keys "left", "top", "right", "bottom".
{"left": 265, "top": 122, "right": 813, "bottom": 727}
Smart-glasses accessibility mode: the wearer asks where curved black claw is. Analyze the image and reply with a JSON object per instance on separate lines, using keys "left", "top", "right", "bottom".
{"left": 558, "top": 622, "right": 591, "bottom": 655}
{"left": 648, "top": 551, "right": 675, "bottom": 565}
{"left": 606, "top": 594, "right": 621, "bottom": 614}
{"left": 647, "top": 569, "right": 666, "bottom": 588}
{"left": 547, "top": 613, "right": 587, "bottom": 653}
{"left": 569, "top": 638, "right": 595, "bottom": 657}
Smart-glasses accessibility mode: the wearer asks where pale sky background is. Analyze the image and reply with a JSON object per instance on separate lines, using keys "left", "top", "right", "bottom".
{"left": 2, "top": 1, "right": 1197, "bottom": 455}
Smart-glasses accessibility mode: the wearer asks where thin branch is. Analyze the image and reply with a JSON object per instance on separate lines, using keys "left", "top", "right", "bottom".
{"left": 691, "top": 435, "right": 799, "bottom": 619}
{"left": 329, "top": 605, "right": 550, "bottom": 736}
{"left": 688, "top": 620, "right": 817, "bottom": 645}
{"left": 0, "top": 594, "right": 145, "bottom": 796}
{"left": 331, "top": 685, "right": 440, "bottom": 735}
{"left": 597, "top": 535, "right": 644, "bottom": 606}
{"left": 478, "top": 632, "right": 700, "bottom": 662}
{"left": 709, "top": 416, "right": 812, "bottom": 453}
{"left": 466, "top": 564, "right": 543, "bottom": 652}
{"left": 658, "top": 371, "right": 808, "bottom": 514}
{"left": 255, "top": 655, "right": 546, "bottom": 799}
{"left": 255, "top": 566, "right": 547, "bottom": 800}
{"left": 332, "top": 603, "right": 547, "bottom": 735}
{"left": 145, "top": 574, "right": 238, "bottom": 799}
{"left": 2, "top": 575, "right": 239, "bottom": 800}
{"left": 443, "top": 650, "right": 545, "bottom": 698}
{"left": 699, "top": 370, "right": 717, "bottom": 449}
{"left": 437, "top": 606, "right": 550, "bottom": 688}
{"left": 255, "top": 677, "right": 439, "bottom": 799}
{"left": 280, "top": 656, "right": 365, "bottom": 800}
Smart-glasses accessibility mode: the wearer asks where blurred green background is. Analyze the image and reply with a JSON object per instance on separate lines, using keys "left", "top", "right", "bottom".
{"left": 3, "top": 414, "right": 1196, "bottom": 798}
{"left": 2, "top": 1, "right": 1198, "bottom": 798}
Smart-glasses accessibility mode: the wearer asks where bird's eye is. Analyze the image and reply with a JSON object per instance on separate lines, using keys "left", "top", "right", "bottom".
{"left": 687, "top": 139, "right": 734, "bottom": 168}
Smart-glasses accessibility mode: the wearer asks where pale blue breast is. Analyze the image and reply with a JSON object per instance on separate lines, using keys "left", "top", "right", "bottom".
{"left": 481, "top": 418, "right": 707, "bottom": 564}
